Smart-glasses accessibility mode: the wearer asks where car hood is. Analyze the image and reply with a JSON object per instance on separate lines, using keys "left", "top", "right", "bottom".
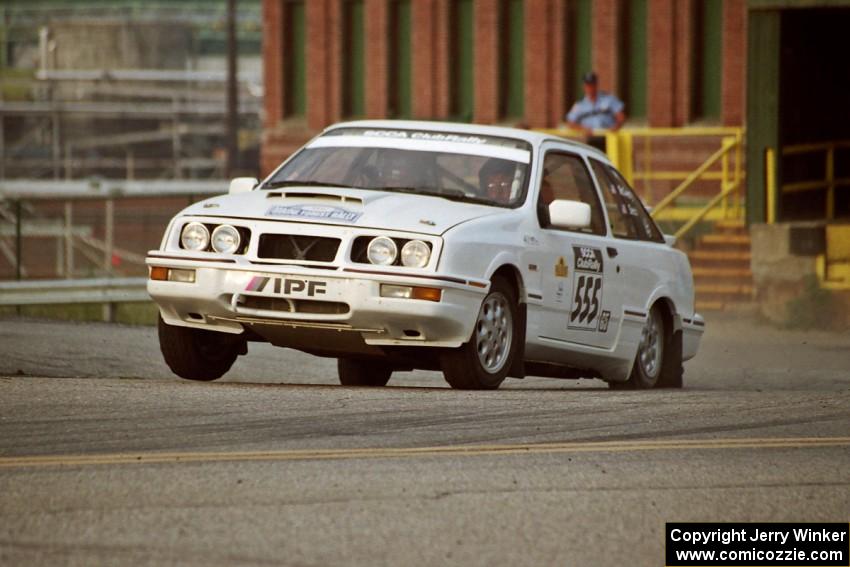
{"left": 180, "top": 187, "right": 501, "bottom": 235}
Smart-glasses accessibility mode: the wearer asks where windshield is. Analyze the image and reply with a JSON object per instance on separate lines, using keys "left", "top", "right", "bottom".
{"left": 264, "top": 127, "right": 533, "bottom": 207}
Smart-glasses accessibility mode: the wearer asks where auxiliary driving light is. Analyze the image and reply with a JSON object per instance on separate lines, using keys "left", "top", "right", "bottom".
{"left": 211, "top": 224, "right": 241, "bottom": 254}
{"left": 180, "top": 222, "right": 209, "bottom": 251}
{"left": 367, "top": 236, "right": 398, "bottom": 265}
{"left": 401, "top": 240, "right": 431, "bottom": 268}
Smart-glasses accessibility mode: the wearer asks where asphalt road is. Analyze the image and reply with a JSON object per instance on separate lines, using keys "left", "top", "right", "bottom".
{"left": 0, "top": 313, "right": 848, "bottom": 566}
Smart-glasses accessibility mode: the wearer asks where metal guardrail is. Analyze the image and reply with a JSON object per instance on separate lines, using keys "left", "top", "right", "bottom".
{"left": 0, "top": 179, "right": 227, "bottom": 200}
{"left": 35, "top": 69, "right": 262, "bottom": 84}
{"left": 0, "top": 277, "right": 148, "bottom": 306}
{"left": 0, "top": 100, "right": 261, "bottom": 118}
{"left": 0, "top": 179, "right": 226, "bottom": 282}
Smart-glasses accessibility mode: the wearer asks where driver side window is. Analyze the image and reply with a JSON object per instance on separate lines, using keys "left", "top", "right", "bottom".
{"left": 538, "top": 152, "right": 606, "bottom": 235}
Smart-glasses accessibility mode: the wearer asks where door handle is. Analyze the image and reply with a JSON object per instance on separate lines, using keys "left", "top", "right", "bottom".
{"left": 606, "top": 247, "right": 618, "bottom": 258}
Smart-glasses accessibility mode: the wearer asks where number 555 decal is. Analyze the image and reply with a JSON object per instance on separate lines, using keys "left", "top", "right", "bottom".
{"left": 568, "top": 246, "right": 604, "bottom": 331}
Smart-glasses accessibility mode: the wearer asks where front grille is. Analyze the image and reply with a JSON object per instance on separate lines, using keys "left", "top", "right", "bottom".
{"left": 241, "top": 295, "right": 349, "bottom": 315}
{"left": 257, "top": 234, "right": 341, "bottom": 262}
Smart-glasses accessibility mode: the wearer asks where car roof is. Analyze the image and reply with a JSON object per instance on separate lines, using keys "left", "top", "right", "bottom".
{"left": 326, "top": 119, "right": 610, "bottom": 162}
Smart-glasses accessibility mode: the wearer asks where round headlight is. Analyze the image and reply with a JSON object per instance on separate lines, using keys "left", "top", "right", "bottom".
{"left": 401, "top": 240, "right": 431, "bottom": 268}
{"left": 211, "top": 224, "right": 241, "bottom": 254}
{"left": 367, "top": 236, "right": 398, "bottom": 266}
{"left": 180, "top": 222, "right": 209, "bottom": 251}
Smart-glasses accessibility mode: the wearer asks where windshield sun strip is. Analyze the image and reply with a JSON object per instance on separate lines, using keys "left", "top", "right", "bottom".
{"left": 306, "top": 135, "right": 531, "bottom": 164}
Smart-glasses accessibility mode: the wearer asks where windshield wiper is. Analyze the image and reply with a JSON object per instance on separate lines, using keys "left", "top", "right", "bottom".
{"left": 331, "top": 184, "right": 501, "bottom": 206}
{"left": 378, "top": 186, "right": 423, "bottom": 194}
{"left": 432, "top": 188, "right": 496, "bottom": 205}
{"left": 262, "top": 180, "right": 359, "bottom": 190}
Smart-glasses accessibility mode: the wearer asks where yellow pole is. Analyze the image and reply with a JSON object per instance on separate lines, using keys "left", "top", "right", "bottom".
{"left": 765, "top": 147, "right": 776, "bottom": 224}
{"left": 735, "top": 131, "right": 743, "bottom": 219}
{"left": 620, "top": 131, "right": 634, "bottom": 187}
{"left": 605, "top": 131, "right": 620, "bottom": 170}
{"left": 645, "top": 135, "right": 653, "bottom": 205}
{"left": 721, "top": 143, "right": 730, "bottom": 218}
{"left": 826, "top": 144, "right": 835, "bottom": 220}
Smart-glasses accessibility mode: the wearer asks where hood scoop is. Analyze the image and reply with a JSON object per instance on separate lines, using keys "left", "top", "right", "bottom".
{"left": 266, "top": 191, "right": 364, "bottom": 205}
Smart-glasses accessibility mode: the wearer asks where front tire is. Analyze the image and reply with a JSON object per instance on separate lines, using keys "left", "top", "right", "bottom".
{"left": 158, "top": 316, "right": 241, "bottom": 381}
{"left": 337, "top": 358, "right": 393, "bottom": 387}
{"left": 441, "top": 276, "right": 518, "bottom": 390}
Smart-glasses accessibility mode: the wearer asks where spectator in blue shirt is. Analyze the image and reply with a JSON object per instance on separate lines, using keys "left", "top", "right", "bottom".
{"left": 566, "top": 72, "right": 625, "bottom": 150}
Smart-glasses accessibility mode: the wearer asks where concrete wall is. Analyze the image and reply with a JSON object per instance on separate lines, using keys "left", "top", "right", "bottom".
{"left": 751, "top": 222, "right": 849, "bottom": 329}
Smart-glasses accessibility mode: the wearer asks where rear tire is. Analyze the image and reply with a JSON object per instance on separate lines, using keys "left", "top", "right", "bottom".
{"left": 656, "top": 327, "right": 684, "bottom": 389}
{"left": 441, "top": 276, "right": 518, "bottom": 390}
{"left": 158, "top": 316, "right": 241, "bottom": 381}
{"left": 630, "top": 306, "right": 664, "bottom": 389}
{"left": 337, "top": 358, "right": 393, "bottom": 386}
{"left": 609, "top": 305, "right": 669, "bottom": 390}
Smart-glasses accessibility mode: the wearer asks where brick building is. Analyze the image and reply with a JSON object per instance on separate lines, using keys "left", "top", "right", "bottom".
{"left": 261, "top": 0, "right": 747, "bottom": 174}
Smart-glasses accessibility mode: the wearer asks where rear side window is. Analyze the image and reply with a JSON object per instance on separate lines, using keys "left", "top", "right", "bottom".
{"left": 590, "top": 159, "right": 663, "bottom": 242}
{"left": 605, "top": 165, "right": 664, "bottom": 242}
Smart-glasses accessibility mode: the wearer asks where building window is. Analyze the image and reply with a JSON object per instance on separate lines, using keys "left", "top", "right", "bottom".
{"left": 389, "top": 0, "right": 411, "bottom": 118}
{"left": 342, "top": 0, "right": 365, "bottom": 117}
{"left": 499, "top": 0, "right": 524, "bottom": 120}
{"left": 450, "top": 0, "right": 474, "bottom": 121}
{"left": 284, "top": 1, "right": 306, "bottom": 117}
{"left": 619, "top": 0, "right": 647, "bottom": 119}
{"left": 691, "top": 0, "right": 722, "bottom": 121}
{"left": 567, "top": 0, "right": 593, "bottom": 103}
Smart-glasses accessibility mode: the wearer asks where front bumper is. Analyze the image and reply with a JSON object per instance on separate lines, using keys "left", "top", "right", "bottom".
{"left": 146, "top": 253, "right": 488, "bottom": 349}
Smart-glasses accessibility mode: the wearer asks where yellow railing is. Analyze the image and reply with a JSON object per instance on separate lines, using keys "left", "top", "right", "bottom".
{"left": 538, "top": 126, "right": 745, "bottom": 238}
{"left": 775, "top": 140, "right": 850, "bottom": 221}
{"left": 650, "top": 135, "right": 743, "bottom": 239}
{"left": 766, "top": 140, "right": 850, "bottom": 290}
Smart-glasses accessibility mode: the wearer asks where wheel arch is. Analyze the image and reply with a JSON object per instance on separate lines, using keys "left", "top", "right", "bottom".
{"left": 650, "top": 294, "right": 682, "bottom": 334}
{"left": 488, "top": 263, "right": 527, "bottom": 379}
{"left": 489, "top": 263, "right": 525, "bottom": 302}
{"left": 615, "top": 296, "right": 684, "bottom": 390}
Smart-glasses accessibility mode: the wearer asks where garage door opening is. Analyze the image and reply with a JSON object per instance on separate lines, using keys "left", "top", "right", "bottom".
{"left": 747, "top": 5, "right": 850, "bottom": 224}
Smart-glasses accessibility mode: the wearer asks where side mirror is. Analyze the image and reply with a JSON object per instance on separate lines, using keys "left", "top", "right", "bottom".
{"left": 663, "top": 234, "right": 677, "bottom": 247}
{"left": 229, "top": 177, "right": 258, "bottom": 195}
{"left": 548, "top": 199, "right": 591, "bottom": 230}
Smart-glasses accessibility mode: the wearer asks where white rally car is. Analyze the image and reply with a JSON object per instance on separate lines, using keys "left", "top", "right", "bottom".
{"left": 147, "top": 120, "right": 704, "bottom": 389}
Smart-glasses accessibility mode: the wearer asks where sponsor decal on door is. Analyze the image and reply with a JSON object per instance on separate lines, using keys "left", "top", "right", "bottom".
{"left": 568, "top": 246, "right": 604, "bottom": 331}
